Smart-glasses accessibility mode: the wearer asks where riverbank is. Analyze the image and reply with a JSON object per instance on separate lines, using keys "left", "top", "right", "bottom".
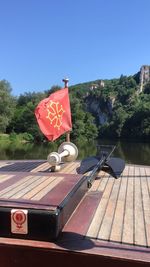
{"left": 0, "top": 133, "right": 34, "bottom": 143}
{"left": 0, "top": 137, "right": 150, "bottom": 165}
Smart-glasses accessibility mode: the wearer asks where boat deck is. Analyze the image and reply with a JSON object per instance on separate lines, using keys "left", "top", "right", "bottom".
{"left": 0, "top": 160, "right": 150, "bottom": 266}
{"left": 85, "top": 164, "right": 150, "bottom": 247}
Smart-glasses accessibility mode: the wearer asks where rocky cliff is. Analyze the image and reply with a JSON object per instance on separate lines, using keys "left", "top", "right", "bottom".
{"left": 85, "top": 95, "right": 115, "bottom": 125}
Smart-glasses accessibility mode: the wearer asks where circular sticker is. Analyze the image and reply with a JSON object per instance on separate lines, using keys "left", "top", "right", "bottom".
{"left": 12, "top": 210, "right": 26, "bottom": 228}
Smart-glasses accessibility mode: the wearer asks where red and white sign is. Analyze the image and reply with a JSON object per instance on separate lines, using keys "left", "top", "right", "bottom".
{"left": 11, "top": 209, "right": 28, "bottom": 234}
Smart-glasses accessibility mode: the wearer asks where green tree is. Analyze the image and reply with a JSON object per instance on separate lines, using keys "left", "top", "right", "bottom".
{"left": 110, "top": 106, "right": 128, "bottom": 137}
{"left": 45, "top": 85, "right": 61, "bottom": 96}
{"left": 0, "top": 80, "right": 16, "bottom": 133}
{"left": 122, "top": 100, "right": 150, "bottom": 139}
{"left": 84, "top": 112, "right": 98, "bottom": 140}
{"left": 8, "top": 91, "right": 46, "bottom": 142}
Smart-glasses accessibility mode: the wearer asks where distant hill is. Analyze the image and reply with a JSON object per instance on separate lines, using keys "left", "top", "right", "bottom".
{"left": 69, "top": 66, "right": 150, "bottom": 140}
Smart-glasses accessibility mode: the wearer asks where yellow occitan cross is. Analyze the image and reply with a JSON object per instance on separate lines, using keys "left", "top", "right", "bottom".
{"left": 46, "top": 100, "right": 65, "bottom": 129}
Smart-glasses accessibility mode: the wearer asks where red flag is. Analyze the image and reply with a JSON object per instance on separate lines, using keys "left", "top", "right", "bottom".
{"left": 35, "top": 88, "right": 72, "bottom": 141}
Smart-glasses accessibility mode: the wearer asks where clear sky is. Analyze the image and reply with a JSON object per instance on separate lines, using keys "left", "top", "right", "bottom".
{"left": 0, "top": 0, "right": 150, "bottom": 96}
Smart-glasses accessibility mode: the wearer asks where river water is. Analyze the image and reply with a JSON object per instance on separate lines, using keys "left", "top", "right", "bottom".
{"left": 0, "top": 139, "right": 150, "bottom": 166}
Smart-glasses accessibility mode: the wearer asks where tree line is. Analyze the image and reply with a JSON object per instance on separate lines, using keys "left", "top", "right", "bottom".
{"left": 0, "top": 80, "right": 98, "bottom": 143}
{"left": 0, "top": 74, "right": 150, "bottom": 143}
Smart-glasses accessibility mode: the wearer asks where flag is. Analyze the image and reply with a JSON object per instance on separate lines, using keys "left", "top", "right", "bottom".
{"left": 35, "top": 88, "right": 72, "bottom": 141}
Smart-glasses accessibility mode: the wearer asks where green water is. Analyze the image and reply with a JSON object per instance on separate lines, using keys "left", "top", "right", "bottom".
{"left": 0, "top": 139, "right": 150, "bottom": 165}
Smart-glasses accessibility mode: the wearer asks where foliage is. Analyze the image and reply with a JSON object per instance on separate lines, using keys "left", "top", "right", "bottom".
{"left": 9, "top": 132, "right": 34, "bottom": 143}
{"left": 70, "top": 94, "right": 98, "bottom": 142}
{"left": 88, "top": 75, "right": 150, "bottom": 140}
{"left": 0, "top": 134, "right": 9, "bottom": 142}
{"left": 0, "top": 80, "right": 16, "bottom": 133}
{"left": 1, "top": 73, "right": 150, "bottom": 142}
{"left": 3, "top": 83, "right": 98, "bottom": 143}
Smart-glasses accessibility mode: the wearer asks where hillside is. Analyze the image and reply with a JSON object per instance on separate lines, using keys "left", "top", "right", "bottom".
{"left": 69, "top": 69, "right": 150, "bottom": 140}
{"left": 0, "top": 66, "right": 150, "bottom": 142}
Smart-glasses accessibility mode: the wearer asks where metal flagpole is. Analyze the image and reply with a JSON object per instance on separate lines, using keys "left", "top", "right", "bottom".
{"left": 62, "top": 77, "right": 69, "bottom": 88}
{"left": 62, "top": 78, "right": 70, "bottom": 142}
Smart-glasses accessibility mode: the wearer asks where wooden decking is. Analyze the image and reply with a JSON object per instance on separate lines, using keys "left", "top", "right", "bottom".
{"left": 63, "top": 164, "right": 150, "bottom": 248}
{"left": 90, "top": 165, "right": 150, "bottom": 247}
{"left": 0, "top": 160, "right": 150, "bottom": 266}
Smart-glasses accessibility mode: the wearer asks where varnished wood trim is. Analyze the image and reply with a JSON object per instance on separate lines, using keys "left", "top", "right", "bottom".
{"left": 63, "top": 191, "right": 102, "bottom": 236}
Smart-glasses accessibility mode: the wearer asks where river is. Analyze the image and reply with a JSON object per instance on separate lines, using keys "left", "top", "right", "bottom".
{"left": 0, "top": 139, "right": 150, "bottom": 166}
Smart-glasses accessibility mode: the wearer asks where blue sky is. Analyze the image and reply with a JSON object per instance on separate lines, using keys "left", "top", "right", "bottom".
{"left": 0, "top": 0, "right": 150, "bottom": 96}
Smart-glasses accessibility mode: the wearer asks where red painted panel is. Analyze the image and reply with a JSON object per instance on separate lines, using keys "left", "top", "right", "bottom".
{"left": 63, "top": 191, "right": 102, "bottom": 236}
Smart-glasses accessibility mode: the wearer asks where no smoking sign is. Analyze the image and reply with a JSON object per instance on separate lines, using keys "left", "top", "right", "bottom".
{"left": 11, "top": 209, "right": 28, "bottom": 234}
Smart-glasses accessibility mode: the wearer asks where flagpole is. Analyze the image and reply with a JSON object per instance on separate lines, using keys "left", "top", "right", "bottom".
{"left": 62, "top": 78, "right": 70, "bottom": 142}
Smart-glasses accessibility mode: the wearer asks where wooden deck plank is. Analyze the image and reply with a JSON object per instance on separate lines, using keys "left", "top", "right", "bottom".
{"left": 90, "top": 171, "right": 106, "bottom": 192}
{"left": 11, "top": 176, "right": 61, "bottom": 200}
{"left": 22, "top": 176, "right": 58, "bottom": 199}
{"left": 122, "top": 166, "right": 134, "bottom": 244}
{"left": 31, "top": 176, "right": 64, "bottom": 201}
{"left": 1, "top": 176, "right": 44, "bottom": 199}
{"left": 140, "top": 167, "right": 150, "bottom": 247}
{"left": 59, "top": 162, "right": 76, "bottom": 174}
{"left": 100, "top": 166, "right": 128, "bottom": 242}
{"left": 9, "top": 176, "right": 53, "bottom": 199}
{"left": 110, "top": 175, "right": 128, "bottom": 242}
{"left": 134, "top": 166, "right": 147, "bottom": 247}
{"left": 140, "top": 167, "right": 146, "bottom": 177}
{"left": 89, "top": 177, "right": 102, "bottom": 191}
{"left": 0, "top": 175, "right": 37, "bottom": 197}
{"left": 96, "top": 174, "right": 109, "bottom": 191}
{"left": 145, "top": 167, "right": 150, "bottom": 177}
{"left": 86, "top": 176, "right": 112, "bottom": 239}
{"left": 0, "top": 174, "right": 15, "bottom": 183}
{"left": 31, "top": 161, "right": 80, "bottom": 174}
{"left": 68, "top": 162, "right": 80, "bottom": 174}
{"left": 31, "top": 162, "right": 50, "bottom": 173}
{"left": 97, "top": 177, "right": 121, "bottom": 240}
{"left": 89, "top": 171, "right": 109, "bottom": 193}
